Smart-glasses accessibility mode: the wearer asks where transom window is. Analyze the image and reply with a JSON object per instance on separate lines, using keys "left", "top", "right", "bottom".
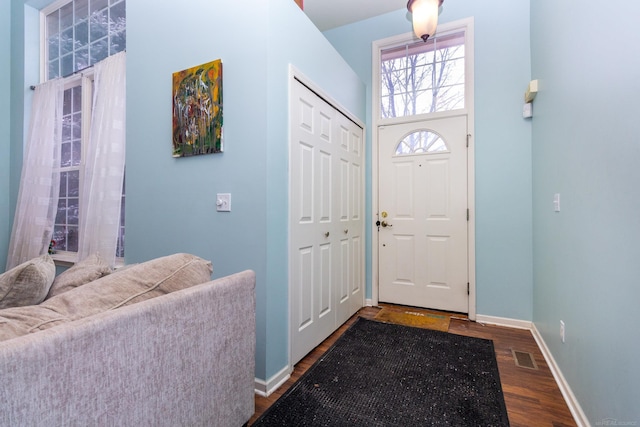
{"left": 45, "top": 0, "right": 126, "bottom": 79}
{"left": 380, "top": 30, "right": 465, "bottom": 119}
{"left": 395, "top": 130, "right": 448, "bottom": 155}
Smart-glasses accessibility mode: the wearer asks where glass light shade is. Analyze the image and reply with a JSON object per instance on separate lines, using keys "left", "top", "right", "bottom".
{"left": 407, "top": 0, "right": 440, "bottom": 42}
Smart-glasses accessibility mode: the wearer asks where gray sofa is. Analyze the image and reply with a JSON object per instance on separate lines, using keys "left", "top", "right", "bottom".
{"left": 0, "top": 256, "right": 256, "bottom": 427}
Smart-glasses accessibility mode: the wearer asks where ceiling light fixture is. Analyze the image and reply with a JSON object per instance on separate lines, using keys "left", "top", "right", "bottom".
{"left": 407, "top": 0, "right": 444, "bottom": 42}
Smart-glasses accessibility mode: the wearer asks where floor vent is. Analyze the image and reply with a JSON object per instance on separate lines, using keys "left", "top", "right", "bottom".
{"left": 511, "top": 349, "right": 538, "bottom": 370}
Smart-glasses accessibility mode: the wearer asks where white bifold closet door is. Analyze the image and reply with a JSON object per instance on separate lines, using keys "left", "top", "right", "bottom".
{"left": 290, "top": 78, "right": 364, "bottom": 366}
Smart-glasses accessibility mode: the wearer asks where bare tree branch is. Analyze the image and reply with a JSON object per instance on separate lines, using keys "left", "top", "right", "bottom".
{"left": 380, "top": 43, "right": 464, "bottom": 118}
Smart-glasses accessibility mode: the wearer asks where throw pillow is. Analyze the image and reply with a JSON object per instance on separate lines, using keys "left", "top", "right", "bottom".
{"left": 0, "top": 254, "right": 56, "bottom": 309}
{"left": 43, "top": 253, "right": 212, "bottom": 316}
{"left": 0, "top": 253, "right": 212, "bottom": 342}
{"left": 46, "top": 253, "right": 112, "bottom": 299}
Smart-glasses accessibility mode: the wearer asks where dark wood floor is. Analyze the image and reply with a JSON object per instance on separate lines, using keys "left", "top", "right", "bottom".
{"left": 249, "top": 304, "right": 577, "bottom": 427}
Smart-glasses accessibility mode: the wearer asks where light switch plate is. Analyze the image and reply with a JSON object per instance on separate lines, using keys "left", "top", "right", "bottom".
{"left": 553, "top": 193, "right": 560, "bottom": 212}
{"left": 216, "top": 193, "right": 231, "bottom": 212}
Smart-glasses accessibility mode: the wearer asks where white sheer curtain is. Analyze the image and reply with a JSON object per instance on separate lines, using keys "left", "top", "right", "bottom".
{"left": 77, "top": 51, "right": 126, "bottom": 267}
{"left": 6, "top": 80, "right": 64, "bottom": 270}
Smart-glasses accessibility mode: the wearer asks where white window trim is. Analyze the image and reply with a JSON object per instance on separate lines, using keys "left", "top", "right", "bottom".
{"left": 39, "top": 0, "right": 71, "bottom": 83}
{"left": 40, "top": 0, "right": 72, "bottom": 17}
{"left": 370, "top": 17, "right": 476, "bottom": 320}
{"left": 50, "top": 73, "right": 92, "bottom": 266}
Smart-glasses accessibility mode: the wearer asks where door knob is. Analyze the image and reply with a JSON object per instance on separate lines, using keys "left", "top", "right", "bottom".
{"left": 381, "top": 221, "right": 392, "bottom": 228}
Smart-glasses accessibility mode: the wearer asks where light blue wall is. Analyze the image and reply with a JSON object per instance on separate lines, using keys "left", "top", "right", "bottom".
{"left": 126, "top": 0, "right": 270, "bottom": 378}
{"left": 0, "top": 0, "right": 10, "bottom": 270}
{"left": 9, "top": 3, "right": 26, "bottom": 244}
{"left": 531, "top": 1, "right": 640, "bottom": 424}
{"left": 4, "top": 2, "right": 39, "bottom": 272}
{"left": 324, "top": 0, "right": 533, "bottom": 320}
{"left": 126, "top": 0, "right": 364, "bottom": 381}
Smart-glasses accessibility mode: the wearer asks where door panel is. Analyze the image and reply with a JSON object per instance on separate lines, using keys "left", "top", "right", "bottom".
{"left": 351, "top": 236, "right": 362, "bottom": 297}
{"left": 319, "top": 242, "right": 332, "bottom": 318}
{"left": 290, "top": 85, "right": 337, "bottom": 364}
{"left": 378, "top": 115, "right": 468, "bottom": 313}
{"left": 290, "top": 80, "right": 364, "bottom": 365}
{"left": 335, "top": 111, "right": 364, "bottom": 327}
{"left": 339, "top": 238, "right": 349, "bottom": 303}
{"left": 298, "top": 143, "right": 313, "bottom": 222}
{"left": 297, "top": 246, "right": 313, "bottom": 330}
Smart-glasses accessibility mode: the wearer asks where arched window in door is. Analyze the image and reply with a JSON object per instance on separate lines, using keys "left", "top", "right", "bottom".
{"left": 395, "top": 130, "right": 448, "bottom": 155}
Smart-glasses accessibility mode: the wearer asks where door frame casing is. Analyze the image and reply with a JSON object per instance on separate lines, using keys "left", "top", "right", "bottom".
{"left": 370, "top": 18, "right": 476, "bottom": 320}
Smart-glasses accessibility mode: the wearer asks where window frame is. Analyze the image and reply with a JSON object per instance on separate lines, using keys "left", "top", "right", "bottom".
{"left": 380, "top": 31, "right": 466, "bottom": 119}
{"left": 372, "top": 18, "right": 475, "bottom": 127}
{"left": 51, "top": 73, "right": 92, "bottom": 265}
{"left": 40, "top": 0, "right": 126, "bottom": 81}
{"left": 38, "top": 0, "right": 125, "bottom": 266}
{"left": 394, "top": 129, "right": 449, "bottom": 156}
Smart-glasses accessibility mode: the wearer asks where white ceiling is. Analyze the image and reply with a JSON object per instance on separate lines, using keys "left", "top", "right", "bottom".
{"left": 303, "top": 0, "right": 408, "bottom": 31}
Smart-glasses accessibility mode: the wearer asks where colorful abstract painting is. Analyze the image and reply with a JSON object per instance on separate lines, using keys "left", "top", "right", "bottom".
{"left": 172, "top": 59, "right": 223, "bottom": 157}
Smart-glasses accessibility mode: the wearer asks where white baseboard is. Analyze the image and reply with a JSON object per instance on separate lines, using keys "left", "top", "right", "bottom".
{"left": 365, "top": 299, "right": 374, "bottom": 307}
{"left": 477, "top": 313, "right": 589, "bottom": 427}
{"left": 254, "top": 365, "right": 291, "bottom": 397}
{"left": 530, "top": 324, "right": 590, "bottom": 427}
{"left": 475, "top": 314, "right": 533, "bottom": 330}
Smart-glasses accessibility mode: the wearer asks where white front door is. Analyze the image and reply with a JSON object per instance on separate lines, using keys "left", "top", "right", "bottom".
{"left": 290, "top": 79, "right": 364, "bottom": 366}
{"left": 378, "top": 115, "right": 469, "bottom": 313}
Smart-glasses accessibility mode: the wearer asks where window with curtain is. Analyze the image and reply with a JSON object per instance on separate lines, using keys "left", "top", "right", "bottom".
{"left": 5, "top": 0, "right": 126, "bottom": 270}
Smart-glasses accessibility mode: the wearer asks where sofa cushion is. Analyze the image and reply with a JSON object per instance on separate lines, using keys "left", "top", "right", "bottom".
{"left": 0, "top": 305, "right": 67, "bottom": 341}
{"left": 0, "top": 255, "right": 56, "bottom": 309}
{"left": 0, "top": 253, "right": 212, "bottom": 342}
{"left": 46, "top": 253, "right": 112, "bottom": 299}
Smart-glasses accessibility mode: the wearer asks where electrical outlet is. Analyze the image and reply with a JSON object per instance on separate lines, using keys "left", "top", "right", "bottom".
{"left": 560, "top": 320, "right": 565, "bottom": 343}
